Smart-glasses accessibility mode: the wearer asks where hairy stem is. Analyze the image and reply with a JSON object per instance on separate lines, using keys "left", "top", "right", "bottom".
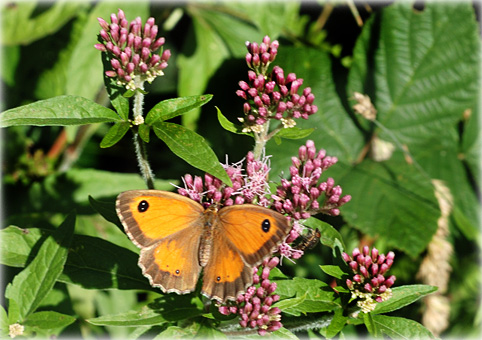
{"left": 132, "top": 76, "right": 155, "bottom": 189}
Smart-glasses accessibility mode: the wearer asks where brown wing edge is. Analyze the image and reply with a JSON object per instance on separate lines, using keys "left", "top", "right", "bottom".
{"left": 201, "top": 256, "right": 253, "bottom": 303}
{"left": 237, "top": 209, "right": 292, "bottom": 266}
{"left": 116, "top": 191, "right": 156, "bottom": 248}
{"left": 138, "top": 238, "right": 202, "bottom": 295}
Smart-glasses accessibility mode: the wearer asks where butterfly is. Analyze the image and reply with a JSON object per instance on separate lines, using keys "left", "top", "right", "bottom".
{"left": 116, "top": 190, "right": 291, "bottom": 303}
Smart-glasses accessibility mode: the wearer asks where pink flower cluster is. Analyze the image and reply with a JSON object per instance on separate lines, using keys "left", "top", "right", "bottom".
{"left": 343, "top": 246, "right": 396, "bottom": 313}
{"left": 177, "top": 151, "right": 270, "bottom": 207}
{"left": 219, "top": 257, "right": 282, "bottom": 336}
{"left": 236, "top": 36, "right": 318, "bottom": 133}
{"left": 273, "top": 140, "right": 351, "bottom": 220}
{"left": 94, "top": 9, "right": 171, "bottom": 89}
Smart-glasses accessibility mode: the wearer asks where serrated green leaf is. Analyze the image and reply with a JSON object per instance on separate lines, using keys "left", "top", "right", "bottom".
{"left": 0, "top": 226, "right": 152, "bottom": 291}
{"left": 24, "top": 311, "right": 76, "bottom": 331}
{"left": 100, "top": 121, "right": 130, "bottom": 148}
{"left": 336, "top": 158, "right": 439, "bottom": 256}
{"left": 320, "top": 265, "right": 345, "bottom": 280}
{"left": 216, "top": 107, "right": 251, "bottom": 136}
{"left": 1, "top": 2, "right": 87, "bottom": 46}
{"left": 372, "top": 315, "right": 436, "bottom": 339}
{"left": 5, "top": 212, "right": 76, "bottom": 321}
{"left": 138, "top": 124, "right": 150, "bottom": 143}
{"left": 348, "top": 2, "right": 480, "bottom": 145}
{"left": 153, "top": 122, "right": 232, "bottom": 186}
{"left": 0, "top": 95, "right": 121, "bottom": 127}
{"left": 373, "top": 285, "right": 437, "bottom": 315}
{"left": 275, "top": 127, "right": 315, "bottom": 140}
{"left": 145, "top": 95, "right": 213, "bottom": 125}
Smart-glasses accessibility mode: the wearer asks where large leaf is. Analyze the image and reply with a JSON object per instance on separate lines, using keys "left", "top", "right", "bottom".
{"left": 153, "top": 122, "right": 232, "bottom": 186}
{"left": 0, "top": 95, "right": 121, "bottom": 127}
{"left": 373, "top": 285, "right": 437, "bottom": 315}
{"left": 0, "top": 226, "right": 152, "bottom": 291}
{"left": 5, "top": 213, "right": 76, "bottom": 321}
{"left": 348, "top": 2, "right": 480, "bottom": 145}
{"left": 371, "top": 315, "right": 435, "bottom": 339}
{"left": 336, "top": 157, "right": 440, "bottom": 256}
{"left": 1, "top": 2, "right": 87, "bottom": 46}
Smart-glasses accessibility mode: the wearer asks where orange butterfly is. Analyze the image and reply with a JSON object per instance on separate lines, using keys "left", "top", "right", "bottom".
{"left": 116, "top": 190, "right": 291, "bottom": 303}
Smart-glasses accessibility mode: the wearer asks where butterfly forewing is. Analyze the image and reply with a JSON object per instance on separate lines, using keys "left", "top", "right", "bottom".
{"left": 116, "top": 190, "right": 204, "bottom": 247}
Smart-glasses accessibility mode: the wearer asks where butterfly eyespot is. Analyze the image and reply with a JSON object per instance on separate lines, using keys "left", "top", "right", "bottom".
{"left": 175, "top": 269, "right": 180, "bottom": 275}
{"left": 138, "top": 200, "right": 149, "bottom": 212}
{"left": 216, "top": 276, "right": 221, "bottom": 282}
{"left": 261, "top": 219, "right": 271, "bottom": 232}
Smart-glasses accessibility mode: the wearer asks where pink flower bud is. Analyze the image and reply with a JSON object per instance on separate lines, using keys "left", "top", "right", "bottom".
{"left": 94, "top": 43, "right": 107, "bottom": 52}
{"left": 152, "top": 37, "right": 165, "bottom": 50}
{"left": 99, "top": 29, "right": 111, "bottom": 44}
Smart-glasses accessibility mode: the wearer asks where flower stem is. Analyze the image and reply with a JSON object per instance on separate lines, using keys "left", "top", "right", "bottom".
{"left": 253, "top": 120, "right": 271, "bottom": 160}
{"left": 132, "top": 76, "right": 155, "bottom": 189}
{"left": 134, "top": 132, "right": 155, "bottom": 189}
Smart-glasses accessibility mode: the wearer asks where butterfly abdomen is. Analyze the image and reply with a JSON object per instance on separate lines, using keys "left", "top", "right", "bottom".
{"left": 198, "top": 207, "right": 217, "bottom": 267}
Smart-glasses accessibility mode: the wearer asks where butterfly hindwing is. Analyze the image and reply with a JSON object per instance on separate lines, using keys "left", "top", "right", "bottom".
{"left": 218, "top": 205, "right": 291, "bottom": 265}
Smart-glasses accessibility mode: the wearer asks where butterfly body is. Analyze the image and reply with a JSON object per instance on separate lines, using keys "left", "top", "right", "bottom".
{"left": 116, "top": 190, "right": 291, "bottom": 302}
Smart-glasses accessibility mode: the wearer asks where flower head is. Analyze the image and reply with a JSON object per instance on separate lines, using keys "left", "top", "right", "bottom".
{"left": 95, "top": 9, "right": 171, "bottom": 90}
{"left": 273, "top": 140, "right": 351, "bottom": 220}
{"left": 237, "top": 36, "right": 318, "bottom": 134}
{"left": 343, "top": 246, "right": 396, "bottom": 313}
{"left": 218, "top": 257, "right": 282, "bottom": 336}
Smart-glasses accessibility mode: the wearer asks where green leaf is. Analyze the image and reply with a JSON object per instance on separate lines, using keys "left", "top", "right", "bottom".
{"left": 320, "top": 265, "right": 345, "bottom": 280}
{"left": 274, "top": 278, "right": 339, "bottom": 315}
{"left": 0, "top": 227, "right": 46, "bottom": 268}
{"left": 138, "top": 124, "right": 151, "bottom": 143}
{"left": 153, "top": 122, "right": 232, "bottom": 186}
{"left": 1, "top": 2, "right": 88, "bottom": 46}
{"left": 275, "top": 127, "right": 315, "bottom": 140}
{"left": 216, "top": 107, "right": 251, "bottom": 136}
{"left": 88, "top": 196, "right": 123, "bottom": 232}
{"left": 87, "top": 296, "right": 203, "bottom": 326}
{"left": 0, "top": 226, "right": 152, "bottom": 291}
{"left": 0, "top": 305, "right": 8, "bottom": 337}
{"left": 5, "top": 212, "right": 76, "bottom": 321}
{"left": 373, "top": 285, "right": 437, "bottom": 315}
{"left": 372, "top": 315, "right": 436, "bottom": 339}
{"left": 100, "top": 121, "right": 130, "bottom": 148}
{"left": 336, "top": 158, "right": 440, "bottom": 256}
{"left": 145, "top": 94, "right": 213, "bottom": 125}
{"left": 348, "top": 2, "right": 480, "bottom": 145}
{"left": 36, "top": 168, "right": 176, "bottom": 209}
{"left": 102, "top": 66, "right": 129, "bottom": 121}
{"left": 24, "top": 311, "right": 76, "bottom": 331}
{"left": 324, "top": 308, "right": 348, "bottom": 339}
{"left": 0, "top": 95, "right": 121, "bottom": 127}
